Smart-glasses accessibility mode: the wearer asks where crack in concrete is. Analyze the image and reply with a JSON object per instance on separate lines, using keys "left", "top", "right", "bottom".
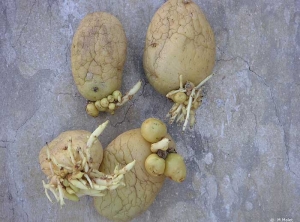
{"left": 250, "top": 108, "right": 258, "bottom": 139}
{"left": 218, "top": 55, "right": 298, "bottom": 177}
{"left": 0, "top": 140, "right": 14, "bottom": 143}
{"left": 47, "top": 89, "right": 81, "bottom": 98}
{"left": 15, "top": 104, "right": 41, "bottom": 135}
{"left": 16, "top": 0, "right": 37, "bottom": 44}
{"left": 140, "top": 80, "right": 148, "bottom": 97}
{"left": 48, "top": 0, "right": 53, "bottom": 70}
{"left": 112, "top": 81, "right": 145, "bottom": 127}
{"left": 3, "top": 139, "right": 16, "bottom": 222}
{"left": 21, "top": 199, "right": 29, "bottom": 222}
{"left": 0, "top": 139, "right": 15, "bottom": 149}
{"left": 240, "top": 58, "right": 297, "bottom": 178}
{"left": 46, "top": 0, "right": 58, "bottom": 16}
{"left": 1, "top": 2, "right": 10, "bottom": 37}
{"left": 112, "top": 103, "right": 135, "bottom": 127}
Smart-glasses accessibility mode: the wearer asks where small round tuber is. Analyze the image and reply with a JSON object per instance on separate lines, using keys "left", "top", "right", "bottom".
{"left": 164, "top": 153, "right": 187, "bottom": 183}
{"left": 145, "top": 153, "right": 166, "bottom": 177}
{"left": 173, "top": 92, "right": 187, "bottom": 104}
{"left": 141, "top": 118, "right": 167, "bottom": 143}
{"left": 86, "top": 102, "right": 99, "bottom": 117}
{"left": 100, "top": 98, "right": 109, "bottom": 108}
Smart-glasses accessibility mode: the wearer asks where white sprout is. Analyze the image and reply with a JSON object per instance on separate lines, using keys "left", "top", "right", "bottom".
{"left": 116, "top": 81, "right": 142, "bottom": 106}
{"left": 150, "top": 138, "right": 170, "bottom": 152}
{"left": 41, "top": 121, "right": 136, "bottom": 206}
{"left": 166, "top": 74, "right": 213, "bottom": 131}
{"left": 87, "top": 120, "right": 109, "bottom": 148}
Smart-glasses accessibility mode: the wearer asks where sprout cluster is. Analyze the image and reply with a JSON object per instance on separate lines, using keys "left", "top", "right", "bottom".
{"left": 86, "top": 81, "right": 142, "bottom": 117}
{"left": 41, "top": 121, "right": 136, "bottom": 206}
{"left": 140, "top": 118, "right": 186, "bottom": 182}
{"left": 166, "top": 74, "right": 213, "bottom": 131}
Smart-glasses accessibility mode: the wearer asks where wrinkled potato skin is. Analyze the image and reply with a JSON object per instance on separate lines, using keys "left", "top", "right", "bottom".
{"left": 71, "top": 12, "right": 127, "bottom": 101}
{"left": 94, "top": 129, "right": 176, "bottom": 222}
{"left": 39, "top": 130, "right": 103, "bottom": 177}
{"left": 143, "top": 0, "right": 216, "bottom": 95}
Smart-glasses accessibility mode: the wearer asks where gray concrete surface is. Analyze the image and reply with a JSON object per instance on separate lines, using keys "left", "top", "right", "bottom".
{"left": 1, "top": 0, "right": 299, "bottom": 221}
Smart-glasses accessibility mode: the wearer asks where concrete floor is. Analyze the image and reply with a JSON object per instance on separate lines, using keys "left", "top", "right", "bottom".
{"left": 1, "top": 0, "right": 299, "bottom": 221}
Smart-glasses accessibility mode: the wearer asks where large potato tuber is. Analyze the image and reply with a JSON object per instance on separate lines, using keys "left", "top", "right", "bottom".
{"left": 71, "top": 12, "right": 141, "bottom": 117}
{"left": 94, "top": 129, "right": 176, "bottom": 221}
{"left": 143, "top": 0, "right": 216, "bottom": 130}
{"left": 71, "top": 12, "right": 127, "bottom": 101}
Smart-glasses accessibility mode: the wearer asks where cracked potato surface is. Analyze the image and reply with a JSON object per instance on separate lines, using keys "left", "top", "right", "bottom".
{"left": 143, "top": 0, "right": 216, "bottom": 95}
{"left": 94, "top": 129, "right": 176, "bottom": 221}
{"left": 71, "top": 12, "right": 127, "bottom": 101}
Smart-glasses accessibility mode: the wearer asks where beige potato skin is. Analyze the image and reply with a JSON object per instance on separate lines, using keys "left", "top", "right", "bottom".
{"left": 71, "top": 12, "right": 127, "bottom": 101}
{"left": 143, "top": 0, "right": 216, "bottom": 95}
{"left": 145, "top": 153, "right": 166, "bottom": 177}
{"left": 39, "top": 130, "right": 103, "bottom": 177}
{"left": 164, "top": 153, "right": 187, "bottom": 183}
{"left": 94, "top": 129, "right": 176, "bottom": 222}
{"left": 141, "top": 117, "right": 167, "bottom": 143}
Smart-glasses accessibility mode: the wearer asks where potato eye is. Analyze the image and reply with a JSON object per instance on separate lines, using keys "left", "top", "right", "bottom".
{"left": 93, "top": 87, "right": 99, "bottom": 92}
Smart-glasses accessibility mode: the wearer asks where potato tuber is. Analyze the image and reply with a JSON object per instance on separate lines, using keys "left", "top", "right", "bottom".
{"left": 71, "top": 12, "right": 141, "bottom": 117}
{"left": 39, "top": 121, "right": 135, "bottom": 206}
{"left": 143, "top": 0, "right": 216, "bottom": 130}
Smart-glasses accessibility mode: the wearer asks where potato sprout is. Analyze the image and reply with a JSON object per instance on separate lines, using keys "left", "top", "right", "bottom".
{"left": 166, "top": 74, "right": 213, "bottom": 131}
{"left": 150, "top": 138, "right": 170, "bottom": 153}
{"left": 141, "top": 118, "right": 187, "bottom": 183}
{"left": 86, "top": 80, "right": 142, "bottom": 116}
{"left": 39, "top": 120, "right": 136, "bottom": 206}
{"left": 112, "top": 90, "right": 122, "bottom": 102}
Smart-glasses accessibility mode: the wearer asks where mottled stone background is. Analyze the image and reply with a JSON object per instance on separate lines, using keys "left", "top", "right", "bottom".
{"left": 0, "top": 0, "right": 299, "bottom": 221}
